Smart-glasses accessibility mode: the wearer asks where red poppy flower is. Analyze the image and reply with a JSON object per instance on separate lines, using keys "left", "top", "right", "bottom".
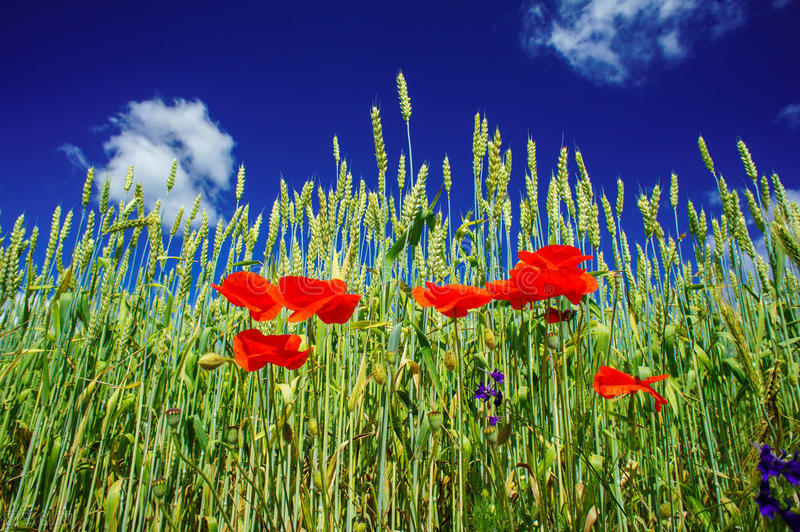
{"left": 412, "top": 282, "right": 492, "bottom": 318}
{"left": 545, "top": 307, "right": 577, "bottom": 323}
{"left": 212, "top": 271, "right": 284, "bottom": 321}
{"left": 518, "top": 245, "right": 593, "bottom": 270}
{"left": 233, "top": 330, "right": 311, "bottom": 371}
{"left": 278, "top": 276, "right": 361, "bottom": 324}
{"left": 512, "top": 245, "right": 598, "bottom": 305}
{"left": 485, "top": 278, "right": 543, "bottom": 310}
{"left": 592, "top": 366, "right": 669, "bottom": 412}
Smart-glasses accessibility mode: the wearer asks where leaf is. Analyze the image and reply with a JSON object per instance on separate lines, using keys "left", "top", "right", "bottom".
{"left": 276, "top": 382, "right": 295, "bottom": 404}
{"left": 231, "top": 260, "right": 262, "bottom": 268}
{"left": 412, "top": 322, "right": 445, "bottom": 404}
{"left": 104, "top": 478, "right": 124, "bottom": 532}
{"left": 190, "top": 415, "right": 208, "bottom": 452}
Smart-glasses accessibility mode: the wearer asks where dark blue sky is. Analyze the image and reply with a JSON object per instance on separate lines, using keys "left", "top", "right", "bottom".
{"left": 1, "top": 0, "right": 798, "bottom": 240}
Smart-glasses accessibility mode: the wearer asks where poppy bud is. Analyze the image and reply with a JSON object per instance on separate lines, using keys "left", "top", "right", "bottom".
{"left": 659, "top": 503, "right": 673, "bottom": 519}
{"left": 461, "top": 433, "right": 472, "bottom": 463}
{"left": 313, "top": 470, "right": 323, "bottom": 491}
{"left": 515, "top": 386, "right": 529, "bottom": 403}
{"left": 545, "top": 333, "right": 559, "bottom": 350}
{"left": 224, "top": 426, "right": 239, "bottom": 445}
{"left": 496, "top": 423, "right": 512, "bottom": 445}
{"left": 354, "top": 523, "right": 367, "bottom": 532}
{"left": 387, "top": 349, "right": 397, "bottom": 364}
{"left": 308, "top": 417, "right": 319, "bottom": 437}
{"left": 370, "top": 296, "right": 380, "bottom": 315}
{"left": 444, "top": 350, "right": 456, "bottom": 372}
{"left": 282, "top": 421, "right": 294, "bottom": 444}
{"left": 198, "top": 352, "right": 227, "bottom": 371}
{"left": 373, "top": 362, "right": 387, "bottom": 385}
{"left": 427, "top": 411, "right": 444, "bottom": 433}
{"left": 152, "top": 478, "right": 168, "bottom": 500}
{"left": 594, "top": 324, "right": 610, "bottom": 355}
{"left": 483, "top": 425, "right": 498, "bottom": 444}
{"left": 165, "top": 408, "right": 181, "bottom": 430}
{"left": 473, "top": 352, "right": 489, "bottom": 369}
{"left": 483, "top": 328, "right": 497, "bottom": 350}
{"left": 663, "top": 324, "right": 676, "bottom": 353}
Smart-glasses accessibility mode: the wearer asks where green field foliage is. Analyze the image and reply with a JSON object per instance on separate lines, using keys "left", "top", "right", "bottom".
{"left": 1, "top": 77, "right": 799, "bottom": 531}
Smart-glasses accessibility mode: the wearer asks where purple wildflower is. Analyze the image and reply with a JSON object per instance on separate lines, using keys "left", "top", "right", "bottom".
{"left": 493, "top": 390, "right": 503, "bottom": 407}
{"left": 488, "top": 415, "right": 501, "bottom": 426}
{"left": 756, "top": 480, "right": 782, "bottom": 519}
{"left": 474, "top": 381, "right": 492, "bottom": 401}
{"left": 781, "top": 506, "right": 800, "bottom": 532}
{"left": 760, "top": 444, "right": 786, "bottom": 480}
{"left": 489, "top": 368, "right": 505, "bottom": 385}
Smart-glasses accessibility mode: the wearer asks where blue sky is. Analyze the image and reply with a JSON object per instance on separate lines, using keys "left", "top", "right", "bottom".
{"left": 1, "top": 0, "right": 798, "bottom": 243}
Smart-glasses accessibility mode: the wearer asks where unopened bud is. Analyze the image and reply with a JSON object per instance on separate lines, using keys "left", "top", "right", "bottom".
{"left": 427, "top": 411, "right": 444, "bottom": 433}
{"left": 224, "top": 426, "right": 239, "bottom": 445}
{"left": 198, "top": 352, "right": 227, "bottom": 371}
{"left": 444, "top": 350, "right": 456, "bottom": 372}
{"left": 372, "top": 362, "right": 387, "bottom": 385}
{"left": 282, "top": 421, "right": 294, "bottom": 444}
{"left": 308, "top": 417, "right": 319, "bottom": 437}
{"left": 496, "top": 423, "right": 512, "bottom": 445}
{"left": 515, "top": 386, "right": 529, "bottom": 402}
{"left": 313, "top": 470, "right": 323, "bottom": 491}
{"left": 483, "top": 328, "right": 497, "bottom": 350}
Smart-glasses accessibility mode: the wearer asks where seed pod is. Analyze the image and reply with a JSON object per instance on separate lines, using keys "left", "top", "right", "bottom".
{"left": 224, "top": 426, "right": 239, "bottom": 445}
{"left": 152, "top": 478, "right": 168, "bottom": 499}
{"left": 427, "top": 411, "right": 444, "bottom": 433}
{"left": 483, "top": 425, "right": 498, "bottom": 445}
{"left": 313, "top": 470, "right": 323, "bottom": 491}
{"left": 444, "top": 350, "right": 456, "bottom": 372}
{"left": 483, "top": 328, "right": 497, "bottom": 350}
{"left": 198, "top": 352, "right": 227, "bottom": 371}
{"left": 545, "top": 333, "right": 559, "bottom": 350}
{"left": 165, "top": 408, "right": 181, "bottom": 430}
{"left": 308, "top": 417, "right": 319, "bottom": 437}
{"left": 282, "top": 421, "right": 294, "bottom": 444}
{"left": 354, "top": 523, "right": 368, "bottom": 532}
{"left": 372, "top": 362, "right": 387, "bottom": 385}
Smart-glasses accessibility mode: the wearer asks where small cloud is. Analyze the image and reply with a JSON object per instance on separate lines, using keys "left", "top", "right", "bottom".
{"left": 64, "top": 98, "right": 236, "bottom": 227}
{"left": 520, "top": 0, "right": 750, "bottom": 86}
{"left": 58, "top": 143, "right": 90, "bottom": 171}
{"left": 775, "top": 102, "right": 800, "bottom": 129}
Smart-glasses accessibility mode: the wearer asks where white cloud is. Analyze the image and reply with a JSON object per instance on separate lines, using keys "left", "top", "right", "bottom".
{"left": 58, "top": 143, "right": 90, "bottom": 170}
{"left": 63, "top": 98, "right": 235, "bottom": 227}
{"left": 520, "top": 0, "right": 749, "bottom": 86}
{"left": 775, "top": 102, "right": 800, "bottom": 129}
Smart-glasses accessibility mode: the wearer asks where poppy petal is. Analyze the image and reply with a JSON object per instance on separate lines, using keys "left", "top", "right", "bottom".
{"left": 316, "top": 293, "right": 361, "bottom": 324}
{"left": 233, "top": 330, "right": 311, "bottom": 371}
{"left": 279, "top": 276, "right": 337, "bottom": 308}
{"left": 212, "top": 272, "right": 284, "bottom": 322}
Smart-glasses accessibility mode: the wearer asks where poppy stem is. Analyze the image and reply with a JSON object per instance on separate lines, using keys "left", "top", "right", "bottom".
{"left": 453, "top": 315, "right": 465, "bottom": 532}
